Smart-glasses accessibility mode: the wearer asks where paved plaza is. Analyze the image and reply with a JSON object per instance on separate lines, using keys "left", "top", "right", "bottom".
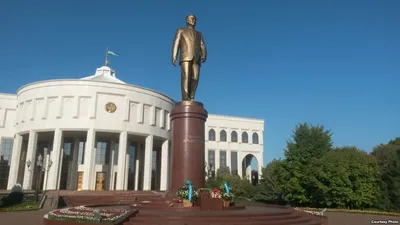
{"left": 0, "top": 209, "right": 399, "bottom": 225}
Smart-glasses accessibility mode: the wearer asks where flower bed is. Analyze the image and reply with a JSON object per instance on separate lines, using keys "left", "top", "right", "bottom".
{"left": 48, "top": 206, "right": 130, "bottom": 224}
{"left": 295, "top": 207, "right": 400, "bottom": 217}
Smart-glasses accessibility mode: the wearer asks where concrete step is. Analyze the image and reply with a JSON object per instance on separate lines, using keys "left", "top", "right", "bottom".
{"left": 129, "top": 215, "right": 313, "bottom": 224}
{"left": 124, "top": 217, "right": 314, "bottom": 225}
{"left": 131, "top": 213, "right": 301, "bottom": 221}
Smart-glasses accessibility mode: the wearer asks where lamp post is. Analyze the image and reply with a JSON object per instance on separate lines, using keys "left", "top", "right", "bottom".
{"left": 26, "top": 154, "right": 53, "bottom": 202}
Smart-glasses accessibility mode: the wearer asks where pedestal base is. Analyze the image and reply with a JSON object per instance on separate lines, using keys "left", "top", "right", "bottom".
{"left": 168, "top": 101, "right": 208, "bottom": 195}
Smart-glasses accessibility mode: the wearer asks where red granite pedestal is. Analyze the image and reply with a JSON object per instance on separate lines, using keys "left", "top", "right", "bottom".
{"left": 167, "top": 101, "right": 208, "bottom": 196}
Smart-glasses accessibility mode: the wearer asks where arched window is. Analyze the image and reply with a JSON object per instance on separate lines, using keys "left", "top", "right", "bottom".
{"left": 242, "top": 132, "right": 249, "bottom": 143}
{"left": 252, "top": 132, "right": 259, "bottom": 144}
{"left": 220, "top": 130, "right": 227, "bottom": 142}
{"left": 208, "top": 129, "right": 216, "bottom": 141}
{"left": 231, "top": 131, "right": 238, "bottom": 142}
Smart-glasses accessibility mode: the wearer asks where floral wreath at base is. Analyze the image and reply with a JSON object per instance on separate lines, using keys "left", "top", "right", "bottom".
{"left": 176, "top": 184, "right": 199, "bottom": 203}
{"left": 219, "top": 184, "right": 234, "bottom": 201}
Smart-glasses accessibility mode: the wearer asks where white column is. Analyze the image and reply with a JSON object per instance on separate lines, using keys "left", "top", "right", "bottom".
{"left": 47, "top": 129, "right": 62, "bottom": 190}
{"left": 108, "top": 140, "right": 115, "bottom": 190}
{"left": 82, "top": 129, "right": 95, "bottom": 190}
{"left": 215, "top": 150, "right": 220, "bottom": 172}
{"left": 142, "top": 135, "right": 153, "bottom": 190}
{"left": 7, "top": 134, "right": 23, "bottom": 190}
{"left": 116, "top": 131, "right": 127, "bottom": 190}
{"left": 23, "top": 130, "right": 38, "bottom": 190}
{"left": 69, "top": 138, "right": 79, "bottom": 190}
{"left": 134, "top": 146, "right": 140, "bottom": 191}
{"left": 160, "top": 140, "right": 169, "bottom": 191}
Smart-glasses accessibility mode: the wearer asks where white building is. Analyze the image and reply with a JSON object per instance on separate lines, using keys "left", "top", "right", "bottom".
{"left": 0, "top": 65, "right": 264, "bottom": 191}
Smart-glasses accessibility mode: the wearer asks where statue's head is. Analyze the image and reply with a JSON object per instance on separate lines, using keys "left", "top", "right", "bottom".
{"left": 186, "top": 14, "right": 196, "bottom": 27}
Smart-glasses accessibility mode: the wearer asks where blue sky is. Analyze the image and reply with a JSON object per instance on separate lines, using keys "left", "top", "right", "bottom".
{"left": 1, "top": 0, "right": 399, "bottom": 166}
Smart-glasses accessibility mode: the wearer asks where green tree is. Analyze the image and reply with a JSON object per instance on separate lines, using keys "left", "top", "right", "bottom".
{"left": 372, "top": 137, "right": 400, "bottom": 211}
{"left": 284, "top": 123, "right": 333, "bottom": 164}
{"left": 312, "top": 147, "right": 380, "bottom": 209}
{"left": 282, "top": 123, "right": 333, "bottom": 206}
{"left": 256, "top": 159, "right": 289, "bottom": 203}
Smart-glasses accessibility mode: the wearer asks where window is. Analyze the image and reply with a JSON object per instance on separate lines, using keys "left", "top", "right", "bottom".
{"left": 252, "top": 132, "right": 259, "bottom": 144}
{"left": 208, "top": 129, "right": 216, "bottom": 141}
{"left": 220, "top": 151, "right": 227, "bottom": 168}
{"left": 1, "top": 139, "right": 13, "bottom": 165}
{"left": 231, "top": 152, "right": 238, "bottom": 175}
{"left": 0, "top": 139, "right": 13, "bottom": 189}
{"left": 208, "top": 150, "right": 215, "bottom": 171}
{"left": 77, "top": 141, "right": 86, "bottom": 165}
{"left": 242, "top": 132, "right": 249, "bottom": 143}
{"left": 220, "top": 130, "right": 227, "bottom": 142}
{"left": 95, "top": 141, "right": 109, "bottom": 165}
{"left": 63, "top": 142, "right": 72, "bottom": 156}
{"left": 231, "top": 131, "right": 238, "bottom": 143}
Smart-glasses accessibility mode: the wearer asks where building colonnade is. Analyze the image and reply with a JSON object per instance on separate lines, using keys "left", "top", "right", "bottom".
{"left": 6, "top": 129, "right": 170, "bottom": 191}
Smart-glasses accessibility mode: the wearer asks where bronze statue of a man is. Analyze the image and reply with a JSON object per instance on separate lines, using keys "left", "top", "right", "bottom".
{"left": 172, "top": 14, "right": 207, "bottom": 101}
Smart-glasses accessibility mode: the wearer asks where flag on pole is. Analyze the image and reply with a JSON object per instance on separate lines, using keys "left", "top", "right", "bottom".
{"left": 104, "top": 49, "right": 118, "bottom": 66}
{"left": 107, "top": 50, "right": 119, "bottom": 56}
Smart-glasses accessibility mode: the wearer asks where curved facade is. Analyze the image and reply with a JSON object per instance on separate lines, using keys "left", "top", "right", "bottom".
{"left": 0, "top": 65, "right": 264, "bottom": 191}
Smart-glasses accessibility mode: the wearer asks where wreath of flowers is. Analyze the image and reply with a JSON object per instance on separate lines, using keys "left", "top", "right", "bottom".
{"left": 219, "top": 184, "right": 234, "bottom": 201}
{"left": 176, "top": 184, "right": 198, "bottom": 202}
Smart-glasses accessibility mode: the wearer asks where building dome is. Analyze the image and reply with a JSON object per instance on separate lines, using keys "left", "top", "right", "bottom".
{"left": 81, "top": 66, "right": 126, "bottom": 84}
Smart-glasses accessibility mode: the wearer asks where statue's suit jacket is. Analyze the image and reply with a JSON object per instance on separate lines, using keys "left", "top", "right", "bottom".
{"left": 172, "top": 28, "right": 207, "bottom": 65}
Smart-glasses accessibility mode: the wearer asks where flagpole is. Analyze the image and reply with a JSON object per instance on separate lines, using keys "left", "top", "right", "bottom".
{"left": 105, "top": 46, "right": 109, "bottom": 66}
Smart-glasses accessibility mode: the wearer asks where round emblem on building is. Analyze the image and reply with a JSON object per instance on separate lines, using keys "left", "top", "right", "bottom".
{"left": 105, "top": 102, "right": 117, "bottom": 113}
